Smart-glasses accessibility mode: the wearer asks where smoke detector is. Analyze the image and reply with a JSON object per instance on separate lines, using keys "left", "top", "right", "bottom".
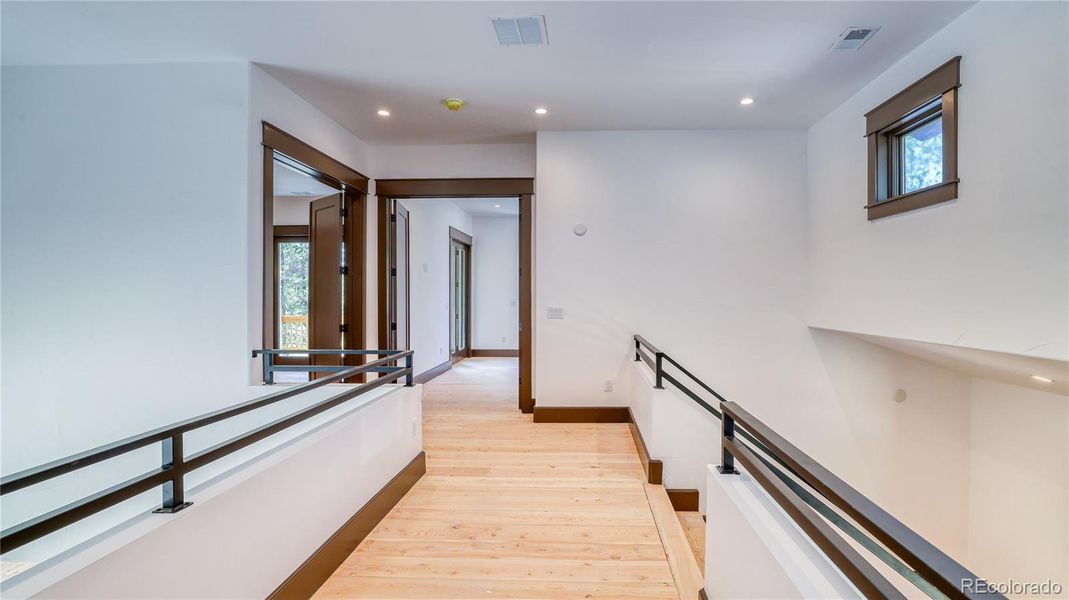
{"left": 829, "top": 26, "right": 880, "bottom": 51}
{"left": 492, "top": 16, "right": 548, "bottom": 46}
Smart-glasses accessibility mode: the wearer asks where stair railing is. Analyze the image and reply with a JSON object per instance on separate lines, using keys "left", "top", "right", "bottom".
{"left": 634, "top": 334, "right": 1004, "bottom": 600}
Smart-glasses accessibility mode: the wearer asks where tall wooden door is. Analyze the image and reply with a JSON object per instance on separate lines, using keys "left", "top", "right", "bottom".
{"left": 309, "top": 194, "right": 343, "bottom": 376}
{"left": 390, "top": 202, "right": 411, "bottom": 350}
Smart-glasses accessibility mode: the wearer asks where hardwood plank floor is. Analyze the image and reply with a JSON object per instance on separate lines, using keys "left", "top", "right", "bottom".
{"left": 314, "top": 358, "right": 683, "bottom": 599}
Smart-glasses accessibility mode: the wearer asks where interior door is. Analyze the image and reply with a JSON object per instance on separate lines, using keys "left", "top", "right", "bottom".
{"left": 391, "top": 202, "right": 410, "bottom": 350}
{"left": 449, "top": 239, "right": 470, "bottom": 362}
{"left": 309, "top": 194, "right": 343, "bottom": 377}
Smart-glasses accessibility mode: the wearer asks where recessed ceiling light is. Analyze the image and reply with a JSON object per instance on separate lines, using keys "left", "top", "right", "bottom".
{"left": 494, "top": 204, "right": 502, "bottom": 208}
{"left": 1031, "top": 375, "right": 1055, "bottom": 383}
{"left": 534, "top": 107, "right": 548, "bottom": 115}
{"left": 377, "top": 109, "right": 390, "bottom": 117}
{"left": 739, "top": 97, "right": 756, "bottom": 106}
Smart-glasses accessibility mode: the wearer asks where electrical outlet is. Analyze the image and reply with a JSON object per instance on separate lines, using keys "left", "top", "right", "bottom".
{"left": 410, "top": 418, "right": 418, "bottom": 438}
{"left": 547, "top": 307, "right": 564, "bottom": 320}
{"left": 501, "top": 336, "right": 507, "bottom": 343}
{"left": 439, "top": 347, "right": 443, "bottom": 355}
{"left": 604, "top": 380, "right": 613, "bottom": 393}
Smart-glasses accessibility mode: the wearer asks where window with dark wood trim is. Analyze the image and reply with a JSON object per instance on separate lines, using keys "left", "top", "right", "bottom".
{"left": 865, "top": 56, "right": 960, "bottom": 220}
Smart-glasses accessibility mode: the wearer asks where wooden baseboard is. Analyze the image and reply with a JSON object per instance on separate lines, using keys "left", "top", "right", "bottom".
{"left": 666, "top": 488, "right": 700, "bottom": 512}
{"left": 471, "top": 348, "right": 519, "bottom": 357}
{"left": 699, "top": 589, "right": 709, "bottom": 600}
{"left": 627, "top": 408, "right": 663, "bottom": 485}
{"left": 520, "top": 396, "right": 535, "bottom": 414}
{"left": 532, "top": 406, "right": 630, "bottom": 423}
{"left": 268, "top": 451, "right": 426, "bottom": 600}
{"left": 413, "top": 360, "right": 451, "bottom": 384}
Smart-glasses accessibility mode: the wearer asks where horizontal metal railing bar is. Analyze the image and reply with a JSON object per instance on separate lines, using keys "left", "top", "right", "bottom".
{"left": 268, "top": 365, "right": 402, "bottom": 373}
{"left": 724, "top": 435, "right": 906, "bottom": 600}
{"left": 185, "top": 367, "right": 410, "bottom": 471}
{"left": 721, "top": 400, "right": 998, "bottom": 600}
{"left": 0, "top": 351, "right": 412, "bottom": 495}
{"left": 252, "top": 349, "right": 401, "bottom": 356}
{"left": 660, "top": 353, "right": 728, "bottom": 404}
{"left": 636, "top": 347, "right": 656, "bottom": 371}
{"left": 1, "top": 467, "right": 172, "bottom": 554}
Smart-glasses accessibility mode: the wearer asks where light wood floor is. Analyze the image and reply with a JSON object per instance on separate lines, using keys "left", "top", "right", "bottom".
{"left": 314, "top": 358, "right": 689, "bottom": 599}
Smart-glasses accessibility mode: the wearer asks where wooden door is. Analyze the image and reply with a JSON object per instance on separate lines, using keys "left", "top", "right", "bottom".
{"left": 391, "top": 202, "right": 411, "bottom": 350}
{"left": 309, "top": 194, "right": 343, "bottom": 376}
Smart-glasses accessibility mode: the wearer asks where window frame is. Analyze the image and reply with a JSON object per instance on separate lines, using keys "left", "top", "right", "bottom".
{"left": 865, "top": 56, "right": 960, "bottom": 220}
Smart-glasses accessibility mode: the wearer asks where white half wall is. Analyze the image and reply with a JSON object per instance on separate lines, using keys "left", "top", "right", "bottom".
{"left": 806, "top": 1, "right": 1069, "bottom": 361}
{"left": 3, "top": 384, "right": 422, "bottom": 599}
{"left": 402, "top": 199, "right": 472, "bottom": 375}
{"left": 472, "top": 216, "right": 519, "bottom": 350}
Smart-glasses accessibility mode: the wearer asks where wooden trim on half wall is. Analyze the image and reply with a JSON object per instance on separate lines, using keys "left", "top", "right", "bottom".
{"left": 666, "top": 489, "right": 700, "bottom": 512}
{"left": 267, "top": 451, "right": 426, "bottom": 600}
{"left": 532, "top": 406, "right": 631, "bottom": 423}
{"left": 472, "top": 349, "right": 519, "bottom": 357}
{"left": 375, "top": 178, "right": 535, "bottom": 414}
{"left": 413, "top": 360, "right": 452, "bottom": 385}
{"left": 628, "top": 408, "right": 663, "bottom": 485}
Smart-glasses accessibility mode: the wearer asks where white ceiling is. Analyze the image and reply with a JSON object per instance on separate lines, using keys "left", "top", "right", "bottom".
{"left": 827, "top": 329, "right": 1069, "bottom": 397}
{"left": 452, "top": 197, "right": 520, "bottom": 217}
{"left": 273, "top": 161, "right": 341, "bottom": 197}
{"left": 2, "top": 1, "right": 974, "bottom": 145}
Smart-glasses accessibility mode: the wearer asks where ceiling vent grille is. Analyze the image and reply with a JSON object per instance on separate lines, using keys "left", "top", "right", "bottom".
{"left": 492, "top": 16, "right": 548, "bottom": 46}
{"left": 829, "top": 26, "right": 880, "bottom": 51}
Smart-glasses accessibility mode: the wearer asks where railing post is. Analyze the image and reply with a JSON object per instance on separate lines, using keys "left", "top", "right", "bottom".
{"left": 717, "top": 409, "right": 739, "bottom": 475}
{"left": 634, "top": 337, "right": 640, "bottom": 361}
{"left": 263, "top": 351, "right": 274, "bottom": 385}
{"left": 654, "top": 352, "right": 664, "bottom": 389}
{"left": 154, "top": 433, "right": 192, "bottom": 513}
{"left": 405, "top": 353, "right": 414, "bottom": 387}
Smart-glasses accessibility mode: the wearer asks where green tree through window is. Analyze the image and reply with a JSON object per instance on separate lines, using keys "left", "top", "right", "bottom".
{"left": 279, "top": 241, "right": 309, "bottom": 349}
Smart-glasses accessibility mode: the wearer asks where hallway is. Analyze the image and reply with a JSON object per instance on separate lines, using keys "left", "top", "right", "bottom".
{"left": 313, "top": 358, "right": 682, "bottom": 599}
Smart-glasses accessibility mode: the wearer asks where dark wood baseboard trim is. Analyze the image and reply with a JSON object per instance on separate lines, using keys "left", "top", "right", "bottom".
{"left": 666, "top": 488, "right": 700, "bottom": 512}
{"left": 413, "top": 360, "right": 451, "bottom": 385}
{"left": 627, "top": 408, "right": 663, "bottom": 485}
{"left": 268, "top": 451, "right": 426, "bottom": 600}
{"left": 520, "top": 396, "right": 535, "bottom": 414}
{"left": 699, "top": 588, "right": 709, "bottom": 600}
{"left": 471, "top": 348, "right": 519, "bottom": 357}
{"left": 532, "top": 406, "right": 630, "bottom": 423}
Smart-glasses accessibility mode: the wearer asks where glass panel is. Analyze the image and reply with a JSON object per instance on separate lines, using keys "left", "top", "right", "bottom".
{"left": 395, "top": 215, "right": 408, "bottom": 350}
{"left": 278, "top": 241, "right": 309, "bottom": 350}
{"left": 900, "top": 116, "right": 943, "bottom": 194}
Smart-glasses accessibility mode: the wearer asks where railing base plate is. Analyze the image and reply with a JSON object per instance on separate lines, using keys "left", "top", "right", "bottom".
{"left": 716, "top": 465, "right": 739, "bottom": 475}
{"left": 152, "top": 502, "right": 192, "bottom": 514}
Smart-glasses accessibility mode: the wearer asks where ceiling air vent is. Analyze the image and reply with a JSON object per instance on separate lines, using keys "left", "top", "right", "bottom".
{"left": 829, "top": 26, "right": 881, "bottom": 51}
{"left": 492, "top": 16, "right": 548, "bottom": 46}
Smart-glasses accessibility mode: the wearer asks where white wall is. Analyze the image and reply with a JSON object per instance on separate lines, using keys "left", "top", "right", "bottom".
{"left": 2, "top": 63, "right": 252, "bottom": 474}
{"left": 371, "top": 143, "right": 535, "bottom": 179}
{"left": 471, "top": 216, "right": 519, "bottom": 350}
{"left": 533, "top": 130, "right": 866, "bottom": 473}
{"left": 401, "top": 199, "right": 472, "bottom": 375}
{"left": 806, "top": 1, "right": 1069, "bottom": 361}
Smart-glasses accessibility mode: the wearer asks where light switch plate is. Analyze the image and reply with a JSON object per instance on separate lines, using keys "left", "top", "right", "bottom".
{"left": 547, "top": 307, "right": 564, "bottom": 320}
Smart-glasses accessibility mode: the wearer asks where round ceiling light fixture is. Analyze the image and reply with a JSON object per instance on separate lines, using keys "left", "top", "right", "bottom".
{"left": 534, "top": 107, "right": 548, "bottom": 115}
{"left": 377, "top": 109, "right": 391, "bottom": 117}
{"left": 739, "top": 97, "right": 756, "bottom": 106}
{"left": 442, "top": 98, "right": 466, "bottom": 112}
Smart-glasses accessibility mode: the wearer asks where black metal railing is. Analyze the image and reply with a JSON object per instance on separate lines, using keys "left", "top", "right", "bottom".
{"left": 252, "top": 348, "right": 410, "bottom": 384}
{"left": 633, "top": 334, "right": 1003, "bottom": 600}
{"left": 0, "top": 349, "right": 414, "bottom": 555}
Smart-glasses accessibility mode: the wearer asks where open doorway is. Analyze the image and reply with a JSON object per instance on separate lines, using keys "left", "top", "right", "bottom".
{"left": 261, "top": 123, "right": 368, "bottom": 383}
{"left": 377, "top": 180, "right": 533, "bottom": 412}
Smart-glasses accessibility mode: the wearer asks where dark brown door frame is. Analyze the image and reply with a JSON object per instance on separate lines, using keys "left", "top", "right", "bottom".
{"left": 448, "top": 227, "right": 473, "bottom": 363}
{"left": 262, "top": 122, "right": 369, "bottom": 381}
{"left": 375, "top": 178, "right": 535, "bottom": 413}
{"left": 391, "top": 202, "right": 411, "bottom": 351}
